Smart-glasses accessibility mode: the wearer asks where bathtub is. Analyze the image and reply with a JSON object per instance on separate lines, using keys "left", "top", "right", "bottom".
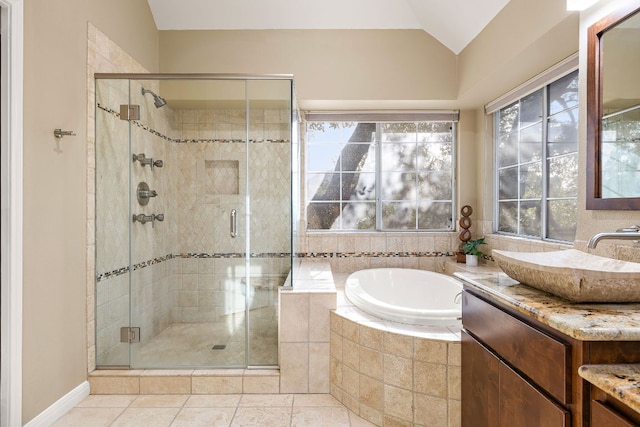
{"left": 344, "top": 268, "right": 462, "bottom": 327}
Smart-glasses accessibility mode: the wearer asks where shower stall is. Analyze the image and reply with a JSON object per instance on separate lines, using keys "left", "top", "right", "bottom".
{"left": 94, "top": 74, "right": 299, "bottom": 369}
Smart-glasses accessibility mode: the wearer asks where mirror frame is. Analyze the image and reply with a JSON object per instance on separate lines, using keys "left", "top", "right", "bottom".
{"left": 586, "top": 3, "right": 640, "bottom": 210}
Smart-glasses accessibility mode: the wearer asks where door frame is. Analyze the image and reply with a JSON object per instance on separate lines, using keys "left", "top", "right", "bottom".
{"left": 0, "top": 0, "right": 23, "bottom": 425}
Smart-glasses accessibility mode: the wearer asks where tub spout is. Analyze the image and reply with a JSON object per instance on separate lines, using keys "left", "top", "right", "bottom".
{"left": 454, "top": 291, "right": 462, "bottom": 304}
{"left": 587, "top": 226, "right": 640, "bottom": 248}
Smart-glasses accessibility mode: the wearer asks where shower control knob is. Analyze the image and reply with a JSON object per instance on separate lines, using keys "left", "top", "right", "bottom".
{"left": 132, "top": 153, "right": 146, "bottom": 163}
{"left": 132, "top": 214, "right": 154, "bottom": 224}
{"left": 154, "top": 214, "right": 164, "bottom": 222}
{"left": 139, "top": 189, "right": 158, "bottom": 198}
{"left": 153, "top": 159, "right": 164, "bottom": 168}
{"left": 136, "top": 182, "right": 158, "bottom": 206}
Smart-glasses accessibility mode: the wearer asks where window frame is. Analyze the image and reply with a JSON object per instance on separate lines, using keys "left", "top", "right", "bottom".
{"left": 493, "top": 69, "right": 579, "bottom": 243}
{"left": 304, "top": 115, "right": 458, "bottom": 232}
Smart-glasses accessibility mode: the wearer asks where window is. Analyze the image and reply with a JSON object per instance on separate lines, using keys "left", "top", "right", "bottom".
{"left": 305, "top": 118, "right": 456, "bottom": 231}
{"left": 495, "top": 70, "right": 579, "bottom": 242}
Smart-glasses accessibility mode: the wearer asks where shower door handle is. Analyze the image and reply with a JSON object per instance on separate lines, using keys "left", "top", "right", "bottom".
{"left": 230, "top": 209, "right": 237, "bottom": 238}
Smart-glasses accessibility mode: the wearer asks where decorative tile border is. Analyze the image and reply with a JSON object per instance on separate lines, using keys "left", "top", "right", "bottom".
{"left": 97, "top": 103, "right": 289, "bottom": 144}
{"left": 132, "top": 254, "right": 175, "bottom": 270}
{"left": 300, "top": 251, "right": 455, "bottom": 258}
{"left": 97, "top": 252, "right": 292, "bottom": 282}
{"left": 96, "top": 251, "right": 455, "bottom": 282}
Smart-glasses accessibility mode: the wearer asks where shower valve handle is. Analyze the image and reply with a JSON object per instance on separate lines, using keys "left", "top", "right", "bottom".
{"left": 133, "top": 153, "right": 152, "bottom": 166}
{"left": 133, "top": 153, "right": 163, "bottom": 169}
{"left": 154, "top": 214, "right": 164, "bottom": 222}
{"left": 138, "top": 189, "right": 158, "bottom": 199}
{"left": 132, "top": 214, "right": 154, "bottom": 224}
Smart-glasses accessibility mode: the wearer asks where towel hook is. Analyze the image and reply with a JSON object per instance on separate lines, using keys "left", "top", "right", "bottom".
{"left": 53, "top": 129, "right": 76, "bottom": 139}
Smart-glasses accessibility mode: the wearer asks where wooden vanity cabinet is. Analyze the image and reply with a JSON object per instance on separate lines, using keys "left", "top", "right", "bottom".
{"left": 462, "top": 331, "right": 569, "bottom": 426}
{"left": 462, "top": 288, "right": 640, "bottom": 427}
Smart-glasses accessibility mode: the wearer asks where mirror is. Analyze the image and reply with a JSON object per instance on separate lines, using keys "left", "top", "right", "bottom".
{"left": 586, "top": 3, "right": 640, "bottom": 209}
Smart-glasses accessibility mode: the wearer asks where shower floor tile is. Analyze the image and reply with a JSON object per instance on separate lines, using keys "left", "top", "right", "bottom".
{"left": 133, "top": 309, "right": 277, "bottom": 368}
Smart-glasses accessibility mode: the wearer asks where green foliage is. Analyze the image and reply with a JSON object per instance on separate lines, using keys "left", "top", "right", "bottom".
{"left": 462, "top": 237, "right": 485, "bottom": 256}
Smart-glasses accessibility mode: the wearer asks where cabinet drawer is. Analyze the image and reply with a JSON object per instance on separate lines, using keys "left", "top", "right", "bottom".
{"left": 463, "top": 291, "right": 571, "bottom": 404}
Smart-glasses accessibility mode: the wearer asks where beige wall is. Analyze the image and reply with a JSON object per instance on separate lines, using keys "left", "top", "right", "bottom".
{"left": 456, "top": 0, "right": 579, "bottom": 240}
{"left": 456, "top": 110, "right": 479, "bottom": 223}
{"left": 457, "top": 0, "right": 578, "bottom": 108}
{"left": 158, "top": 29, "right": 459, "bottom": 110}
{"left": 22, "top": 0, "right": 158, "bottom": 423}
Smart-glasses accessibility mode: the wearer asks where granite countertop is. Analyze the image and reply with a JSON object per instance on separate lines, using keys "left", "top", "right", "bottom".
{"left": 579, "top": 364, "right": 640, "bottom": 414}
{"left": 454, "top": 271, "right": 640, "bottom": 341}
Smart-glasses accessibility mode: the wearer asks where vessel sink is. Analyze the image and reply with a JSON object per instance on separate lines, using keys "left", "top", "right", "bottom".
{"left": 492, "top": 249, "right": 640, "bottom": 303}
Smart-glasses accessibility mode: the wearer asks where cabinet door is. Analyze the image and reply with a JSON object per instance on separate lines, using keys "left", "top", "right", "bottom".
{"left": 500, "top": 362, "right": 570, "bottom": 427}
{"left": 463, "top": 291, "right": 570, "bottom": 403}
{"left": 591, "top": 400, "right": 638, "bottom": 427}
{"left": 462, "top": 331, "right": 499, "bottom": 427}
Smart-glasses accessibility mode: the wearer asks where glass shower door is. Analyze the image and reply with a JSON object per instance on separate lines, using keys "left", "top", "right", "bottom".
{"left": 95, "top": 78, "right": 133, "bottom": 368}
{"left": 95, "top": 75, "right": 294, "bottom": 370}
{"left": 246, "top": 79, "right": 293, "bottom": 366}
{"left": 128, "top": 78, "right": 249, "bottom": 368}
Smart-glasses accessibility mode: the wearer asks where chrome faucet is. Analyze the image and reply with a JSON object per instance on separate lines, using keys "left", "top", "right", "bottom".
{"left": 587, "top": 226, "right": 640, "bottom": 249}
{"left": 454, "top": 291, "right": 462, "bottom": 304}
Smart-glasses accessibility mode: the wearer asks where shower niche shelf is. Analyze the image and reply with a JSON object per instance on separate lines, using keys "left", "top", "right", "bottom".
{"left": 205, "top": 160, "right": 239, "bottom": 195}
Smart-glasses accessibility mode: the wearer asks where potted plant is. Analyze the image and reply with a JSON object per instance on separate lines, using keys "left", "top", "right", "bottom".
{"left": 462, "top": 237, "right": 485, "bottom": 267}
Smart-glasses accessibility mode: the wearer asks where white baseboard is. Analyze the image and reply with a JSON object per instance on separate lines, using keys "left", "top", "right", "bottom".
{"left": 24, "top": 381, "right": 90, "bottom": 427}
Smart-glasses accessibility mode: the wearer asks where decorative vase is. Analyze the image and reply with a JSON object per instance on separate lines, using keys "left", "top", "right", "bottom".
{"left": 466, "top": 254, "right": 479, "bottom": 267}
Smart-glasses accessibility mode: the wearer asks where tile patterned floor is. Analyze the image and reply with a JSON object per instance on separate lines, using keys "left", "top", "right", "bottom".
{"left": 54, "top": 393, "right": 376, "bottom": 427}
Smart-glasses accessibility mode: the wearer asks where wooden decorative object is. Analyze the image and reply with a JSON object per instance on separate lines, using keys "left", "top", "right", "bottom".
{"left": 457, "top": 205, "right": 473, "bottom": 263}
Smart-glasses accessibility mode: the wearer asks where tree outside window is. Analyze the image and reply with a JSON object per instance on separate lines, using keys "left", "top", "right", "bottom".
{"left": 306, "top": 120, "right": 455, "bottom": 231}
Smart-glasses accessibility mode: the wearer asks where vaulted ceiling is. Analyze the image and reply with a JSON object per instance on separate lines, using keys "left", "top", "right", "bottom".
{"left": 146, "top": 0, "right": 511, "bottom": 54}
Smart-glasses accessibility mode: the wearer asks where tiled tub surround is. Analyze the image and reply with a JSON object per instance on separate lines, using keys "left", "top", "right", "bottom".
{"left": 279, "top": 260, "right": 338, "bottom": 394}
{"left": 330, "top": 272, "right": 462, "bottom": 427}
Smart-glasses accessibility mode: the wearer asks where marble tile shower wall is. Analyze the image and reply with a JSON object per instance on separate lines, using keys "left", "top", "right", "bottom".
{"left": 168, "top": 106, "right": 291, "bottom": 324}
{"left": 169, "top": 107, "right": 291, "bottom": 255}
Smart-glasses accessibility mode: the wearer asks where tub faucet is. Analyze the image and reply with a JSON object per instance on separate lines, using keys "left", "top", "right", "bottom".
{"left": 454, "top": 291, "right": 462, "bottom": 304}
{"left": 587, "top": 226, "right": 640, "bottom": 249}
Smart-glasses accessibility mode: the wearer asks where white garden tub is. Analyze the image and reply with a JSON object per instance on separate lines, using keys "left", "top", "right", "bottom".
{"left": 344, "top": 268, "right": 462, "bottom": 327}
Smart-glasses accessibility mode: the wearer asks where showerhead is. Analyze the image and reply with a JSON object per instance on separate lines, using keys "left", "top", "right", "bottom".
{"left": 141, "top": 87, "right": 167, "bottom": 108}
